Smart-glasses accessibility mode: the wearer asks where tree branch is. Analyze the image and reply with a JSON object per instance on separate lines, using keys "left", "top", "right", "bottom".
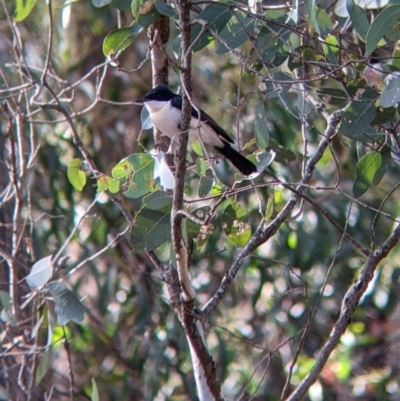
{"left": 287, "top": 221, "right": 400, "bottom": 400}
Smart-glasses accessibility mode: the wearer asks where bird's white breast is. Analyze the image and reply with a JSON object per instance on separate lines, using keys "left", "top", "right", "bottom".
{"left": 144, "top": 101, "right": 224, "bottom": 147}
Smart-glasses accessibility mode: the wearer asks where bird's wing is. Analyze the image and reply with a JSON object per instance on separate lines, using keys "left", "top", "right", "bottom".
{"left": 170, "top": 96, "right": 234, "bottom": 145}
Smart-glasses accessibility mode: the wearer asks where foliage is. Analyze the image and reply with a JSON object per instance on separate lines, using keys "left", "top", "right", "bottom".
{"left": 2, "top": 0, "right": 400, "bottom": 400}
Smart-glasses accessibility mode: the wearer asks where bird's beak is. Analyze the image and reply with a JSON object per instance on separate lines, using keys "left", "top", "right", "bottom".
{"left": 135, "top": 98, "right": 145, "bottom": 104}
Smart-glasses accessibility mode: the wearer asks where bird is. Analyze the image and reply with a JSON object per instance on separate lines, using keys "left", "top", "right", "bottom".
{"left": 136, "top": 86, "right": 257, "bottom": 176}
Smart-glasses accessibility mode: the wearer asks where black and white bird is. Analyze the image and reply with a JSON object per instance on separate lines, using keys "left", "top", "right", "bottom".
{"left": 136, "top": 86, "right": 257, "bottom": 176}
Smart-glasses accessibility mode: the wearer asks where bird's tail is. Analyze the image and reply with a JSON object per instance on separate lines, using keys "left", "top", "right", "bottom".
{"left": 216, "top": 144, "right": 257, "bottom": 176}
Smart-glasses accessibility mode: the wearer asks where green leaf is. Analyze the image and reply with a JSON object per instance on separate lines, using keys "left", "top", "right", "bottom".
{"left": 130, "top": 209, "right": 171, "bottom": 253}
{"left": 366, "top": 5, "right": 400, "bottom": 56}
{"left": 317, "top": 88, "right": 348, "bottom": 105}
{"left": 266, "top": 139, "right": 296, "bottom": 164}
{"left": 347, "top": 0, "right": 369, "bottom": 40}
{"left": 47, "top": 281, "right": 85, "bottom": 325}
{"left": 372, "top": 145, "right": 391, "bottom": 186}
{"left": 371, "top": 106, "right": 396, "bottom": 125}
{"left": 254, "top": 101, "right": 269, "bottom": 149}
{"left": 273, "top": 71, "right": 293, "bottom": 94}
{"left": 340, "top": 90, "right": 378, "bottom": 141}
{"left": 91, "top": 378, "right": 99, "bottom": 401}
{"left": 315, "top": 7, "right": 333, "bottom": 36}
{"left": 305, "top": 0, "right": 320, "bottom": 35}
{"left": 123, "top": 167, "right": 155, "bottom": 199}
{"left": 198, "top": 170, "right": 213, "bottom": 197}
{"left": 381, "top": 73, "right": 400, "bottom": 108}
{"left": 196, "top": 158, "right": 207, "bottom": 177}
{"left": 265, "top": 198, "right": 273, "bottom": 221}
{"left": 108, "top": 179, "right": 121, "bottom": 194}
{"left": 138, "top": 9, "right": 161, "bottom": 26}
{"left": 155, "top": 0, "right": 175, "bottom": 16}
{"left": 123, "top": 154, "right": 155, "bottom": 199}
{"left": 127, "top": 153, "right": 154, "bottom": 170}
{"left": 191, "top": 4, "right": 232, "bottom": 52}
{"left": 393, "top": 47, "right": 400, "bottom": 70}
{"left": 132, "top": 0, "right": 143, "bottom": 18}
{"left": 216, "top": 13, "right": 255, "bottom": 54}
{"left": 323, "top": 34, "right": 339, "bottom": 64}
{"left": 112, "top": 0, "right": 132, "bottom": 10}
{"left": 254, "top": 27, "right": 278, "bottom": 62}
{"left": 102, "top": 23, "right": 143, "bottom": 57}
{"left": 353, "top": 152, "right": 382, "bottom": 197}
{"left": 133, "top": 0, "right": 162, "bottom": 26}
{"left": 35, "top": 350, "right": 50, "bottom": 385}
{"left": 221, "top": 203, "right": 251, "bottom": 246}
{"left": 112, "top": 158, "right": 132, "bottom": 179}
{"left": 97, "top": 176, "right": 111, "bottom": 193}
{"left": 96, "top": 176, "right": 120, "bottom": 193}
{"left": 192, "top": 141, "right": 205, "bottom": 156}
{"left": 143, "top": 190, "right": 172, "bottom": 210}
{"left": 387, "top": 22, "right": 400, "bottom": 41}
{"left": 13, "top": 0, "right": 37, "bottom": 21}
{"left": 210, "top": 182, "right": 223, "bottom": 196}
{"left": 67, "top": 159, "right": 86, "bottom": 191}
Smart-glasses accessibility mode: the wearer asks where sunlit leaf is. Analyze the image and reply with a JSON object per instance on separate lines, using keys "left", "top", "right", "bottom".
{"left": 265, "top": 198, "right": 273, "bottom": 221}
{"left": 13, "top": 0, "right": 37, "bottom": 21}
{"left": 26, "top": 256, "right": 53, "bottom": 289}
{"left": 323, "top": 34, "right": 339, "bottom": 64}
{"left": 97, "top": 176, "right": 110, "bottom": 193}
{"left": 108, "top": 178, "right": 121, "bottom": 193}
{"left": 67, "top": 159, "right": 86, "bottom": 191}
{"left": 221, "top": 203, "right": 251, "bottom": 246}
{"left": 91, "top": 378, "right": 99, "bottom": 401}
{"left": 196, "top": 158, "right": 207, "bottom": 177}
{"left": 111, "top": 158, "right": 132, "bottom": 179}
{"left": 47, "top": 281, "right": 85, "bottom": 325}
{"left": 102, "top": 23, "right": 143, "bottom": 57}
